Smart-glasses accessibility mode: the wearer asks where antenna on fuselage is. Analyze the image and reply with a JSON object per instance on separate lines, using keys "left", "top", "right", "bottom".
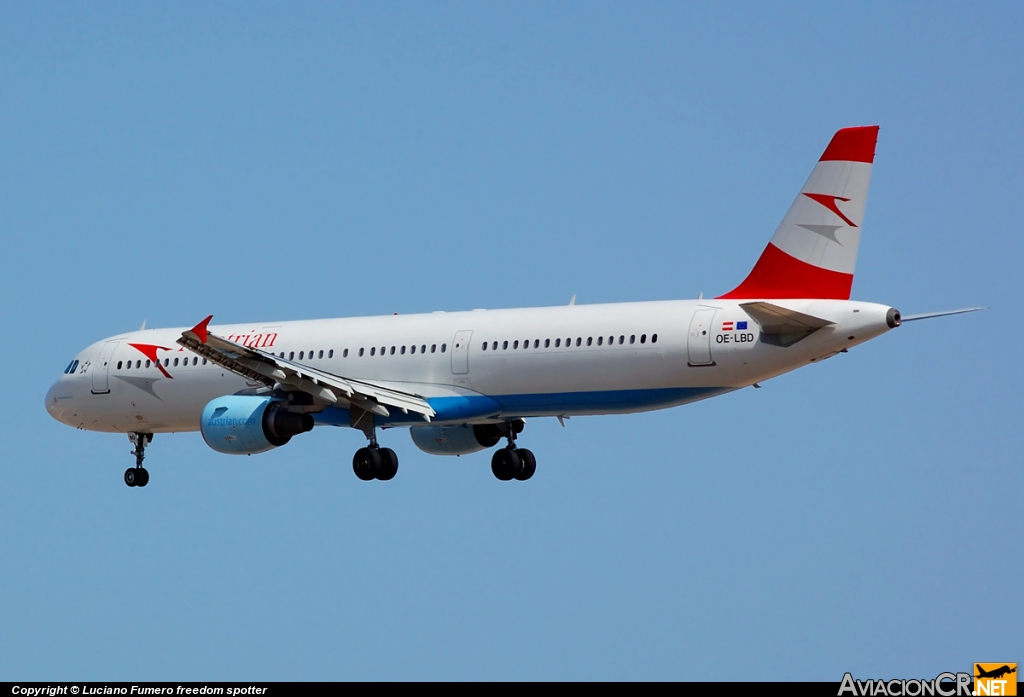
{"left": 568, "top": 295, "right": 576, "bottom": 306}
{"left": 698, "top": 292, "right": 703, "bottom": 300}
{"left": 140, "top": 319, "right": 146, "bottom": 330}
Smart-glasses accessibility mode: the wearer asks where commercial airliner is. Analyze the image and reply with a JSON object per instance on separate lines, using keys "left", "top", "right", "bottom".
{"left": 44, "top": 126, "right": 979, "bottom": 487}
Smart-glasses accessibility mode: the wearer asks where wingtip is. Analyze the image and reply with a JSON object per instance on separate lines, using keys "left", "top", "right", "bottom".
{"left": 190, "top": 315, "right": 214, "bottom": 343}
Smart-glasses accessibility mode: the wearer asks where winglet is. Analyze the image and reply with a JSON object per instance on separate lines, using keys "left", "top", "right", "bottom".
{"left": 187, "top": 315, "right": 214, "bottom": 344}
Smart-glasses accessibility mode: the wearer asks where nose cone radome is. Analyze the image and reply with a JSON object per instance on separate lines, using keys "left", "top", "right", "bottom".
{"left": 45, "top": 381, "right": 69, "bottom": 424}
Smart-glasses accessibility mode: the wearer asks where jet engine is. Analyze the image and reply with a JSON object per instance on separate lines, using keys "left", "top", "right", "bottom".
{"left": 200, "top": 395, "right": 313, "bottom": 455}
{"left": 409, "top": 421, "right": 522, "bottom": 456}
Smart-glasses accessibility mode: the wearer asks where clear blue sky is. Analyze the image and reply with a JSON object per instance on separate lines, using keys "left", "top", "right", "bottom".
{"left": 1, "top": 2, "right": 1020, "bottom": 680}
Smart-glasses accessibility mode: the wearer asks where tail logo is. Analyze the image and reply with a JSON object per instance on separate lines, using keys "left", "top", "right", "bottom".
{"left": 803, "top": 193, "right": 858, "bottom": 227}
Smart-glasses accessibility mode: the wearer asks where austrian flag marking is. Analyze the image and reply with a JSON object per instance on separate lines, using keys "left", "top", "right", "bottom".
{"left": 721, "top": 321, "right": 748, "bottom": 332}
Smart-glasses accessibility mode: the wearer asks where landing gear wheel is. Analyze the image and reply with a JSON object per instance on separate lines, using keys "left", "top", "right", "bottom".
{"left": 353, "top": 447, "right": 382, "bottom": 481}
{"left": 377, "top": 448, "right": 399, "bottom": 481}
{"left": 124, "top": 468, "right": 139, "bottom": 487}
{"left": 514, "top": 449, "right": 536, "bottom": 481}
{"left": 491, "top": 448, "right": 520, "bottom": 481}
{"left": 136, "top": 468, "right": 150, "bottom": 487}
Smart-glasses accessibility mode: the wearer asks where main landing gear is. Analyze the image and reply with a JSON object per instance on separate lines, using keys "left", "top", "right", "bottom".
{"left": 491, "top": 423, "right": 536, "bottom": 482}
{"left": 125, "top": 432, "right": 152, "bottom": 488}
{"left": 352, "top": 428, "right": 399, "bottom": 482}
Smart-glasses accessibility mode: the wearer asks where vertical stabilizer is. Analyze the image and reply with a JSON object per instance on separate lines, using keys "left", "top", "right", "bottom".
{"left": 718, "top": 126, "right": 879, "bottom": 300}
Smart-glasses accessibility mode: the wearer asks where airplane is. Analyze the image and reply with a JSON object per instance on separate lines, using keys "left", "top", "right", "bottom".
{"left": 44, "top": 125, "right": 981, "bottom": 487}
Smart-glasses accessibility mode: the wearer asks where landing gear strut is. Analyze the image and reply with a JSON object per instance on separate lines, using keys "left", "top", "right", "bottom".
{"left": 351, "top": 409, "right": 399, "bottom": 481}
{"left": 125, "top": 432, "right": 152, "bottom": 488}
{"left": 491, "top": 422, "right": 536, "bottom": 481}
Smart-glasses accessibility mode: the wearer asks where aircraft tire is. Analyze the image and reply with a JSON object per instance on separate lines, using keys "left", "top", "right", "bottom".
{"left": 136, "top": 468, "right": 150, "bottom": 487}
{"left": 353, "top": 447, "right": 381, "bottom": 481}
{"left": 514, "top": 449, "right": 536, "bottom": 481}
{"left": 124, "top": 468, "right": 138, "bottom": 487}
{"left": 491, "top": 448, "right": 518, "bottom": 481}
{"left": 377, "top": 448, "right": 399, "bottom": 481}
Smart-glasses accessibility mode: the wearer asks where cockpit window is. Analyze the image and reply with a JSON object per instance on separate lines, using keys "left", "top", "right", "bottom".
{"left": 64, "top": 361, "right": 74, "bottom": 374}
{"left": 64, "top": 360, "right": 79, "bottom": 374}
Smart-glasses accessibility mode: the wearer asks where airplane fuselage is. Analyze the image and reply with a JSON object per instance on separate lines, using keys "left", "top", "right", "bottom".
{"left": 46, "top": 298, "right": 895, "bottom": 435}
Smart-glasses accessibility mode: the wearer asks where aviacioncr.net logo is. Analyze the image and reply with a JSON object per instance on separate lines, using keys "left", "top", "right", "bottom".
{"left": 839, "top": 672, "right": 973, "bottom": 697}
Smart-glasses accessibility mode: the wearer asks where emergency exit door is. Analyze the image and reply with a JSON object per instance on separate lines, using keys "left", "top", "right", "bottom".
{"left": 451, "top": 330, "right": 473, "bottom": 375}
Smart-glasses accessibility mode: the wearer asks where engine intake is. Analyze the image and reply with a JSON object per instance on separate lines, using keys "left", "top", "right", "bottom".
{"left": 201, "top": 395, "right": 313, "bottom": 455}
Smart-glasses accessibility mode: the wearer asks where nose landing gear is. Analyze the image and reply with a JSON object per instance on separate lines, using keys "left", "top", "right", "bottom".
{"left": 490, "top": 422, "right": 536, "bottom": 481}
{"left": 125, "top": 432, "right": 152, "bottom": 488}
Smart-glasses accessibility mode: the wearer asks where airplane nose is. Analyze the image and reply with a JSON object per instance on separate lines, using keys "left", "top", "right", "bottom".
{"left": 44, "top": 381, "right": 67, "bottom": 423}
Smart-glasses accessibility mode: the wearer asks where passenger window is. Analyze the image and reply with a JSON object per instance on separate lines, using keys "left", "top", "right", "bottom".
{"left": 359, "top": 348, "right": 365, "bottom": 357}
{"left": 289, "top": 351, "right": 294, "bottom": 360}
{"left": 513, "top": 340, "right": 519, "bottom": 349}
{"left": 491, "top": 342, "right": 497, "bottom": 351}
{"left": 202, "top": 359, "right": 207, "bottom": 365}
{"left": 441, "top": 344, "right": 446, "bottom": 353}
{"left": 534, "top": 339, "right": 539, "bottom": 348}
{"left": 576, "top": 338, "right": 582, "bottom": 347}
{"left": 421, "top": 345, "right": 426, "bottom": 354}
{"left": 117, "top": 361, "right": 123, "bottom": 370}
{"left": 431, "top": 344, "right": 436, "bottom": 353}
{"left": 555, "top": 339, "right": 561, "bottom": 347}
{"left": 145, "top": 360, "right": 151, "bottom": 368}
{"left": 390, "top": 346, "right": 396, "bottom": 355}
{"left": 608, "top": 336, "right": 614, "bottom": 345}
{"left": 641, "top": 334, "right": 647, "bottom": 344}
{"left": 194, "top": 357, "right": 199, "bottom": 365}
{"left": 370, "top": 347, "right": 376, "bottom": 356}
{"left": 597, "top": 337, "right": 603, "bottom": 346}
{"left": 401, "top": 346, "right": 406, "bottom": 355}
{"left": 587, "top": 337, "right": 593, "bottom": 346}
{"left": 545, "top": 339, "right": 550, "bottom": 348}
{"left": 619, "top": 335, "right": 625, "bottom": 344}
{"left": 411, "top": 345, "right": 416, "bottom": 354}
{"left": 502, "top": 341, "right": 508, "bottom": 350}
{"left": 318, "top": 350, "right": 323, "bottom": 359}
{"left": 630, "top": 335, "right": 636, "bottom": 344}
{"left": 481, "top": 342, "right": 487, "bottom": 351}
{"left": 652, "top": 334, "right": 658, "bottom": 344}
{"left": 330, "top": 349, "right": 335, "bottom": 358}
{"left": 173, "top": 358, "right": 179, "bottom": 367}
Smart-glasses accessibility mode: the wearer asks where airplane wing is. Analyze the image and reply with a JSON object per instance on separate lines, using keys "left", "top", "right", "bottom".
{"left": 176, "top": 315, "right": 435, "bottom": 420}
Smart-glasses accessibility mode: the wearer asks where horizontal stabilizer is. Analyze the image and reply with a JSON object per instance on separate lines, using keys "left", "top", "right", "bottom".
{"left": 900, "top": 307, "right": 985, "bottom": 322}
{"left": 740, "top": 301, "right": 834, "bottom": 347}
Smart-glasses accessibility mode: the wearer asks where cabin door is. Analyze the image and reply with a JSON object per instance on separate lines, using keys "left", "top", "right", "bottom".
{"left": 687, "top": 310, "right": 716, "bottom": 366}
{"left": 91, "top": 341, "right": 119, "bottom": 394}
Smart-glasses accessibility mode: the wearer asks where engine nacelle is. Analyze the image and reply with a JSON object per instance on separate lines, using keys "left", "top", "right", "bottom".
{"left": 201, "top": 395, "right": 313, "bottom": 455}
{"left": 409, "top": 422, "right": 521, "bottom": 456}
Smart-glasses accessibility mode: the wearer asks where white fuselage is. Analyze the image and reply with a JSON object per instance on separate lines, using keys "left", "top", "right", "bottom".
{"left": 45, "top": 298, "right": 895, "bottom": 436}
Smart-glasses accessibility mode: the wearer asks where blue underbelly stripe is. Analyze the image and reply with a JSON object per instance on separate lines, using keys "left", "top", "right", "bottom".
{"left": 312, "top": 387, "right": 733, "bottom": 428}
